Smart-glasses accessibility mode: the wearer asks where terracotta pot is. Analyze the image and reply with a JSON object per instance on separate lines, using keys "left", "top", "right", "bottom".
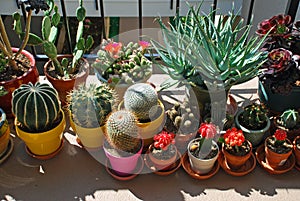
{"left": 222, "top": 140, "right": 252, "bottom": 170}
{"left": 103, "top": 139, "right": 143, "bottom": 176}
{"left": 69, "top": 110, "right": 105, "bottom": 149}
{"left": 44, "top": 55, "right": 89, "bottom": 106}
{"left": 0, "top": 108, "right": 10, "bottom": 154}
{"left": 188, "top": 138, "right": 219, "bottom": 174}
{"left": 265, "top": 136, "right": 293, "bottom": 169}
{"left": 148, "top": 144, "right": 177, "bottom": 171}
{"left": 293, "top": 136, "right": 300, "bottom": 167}
{"left": 235, "top": 109, "right": 271, "bottom": 147}
{"left": 15, "top": 110, "right": 66, "bottom": 156}
{"left": 0, "top": 48, "right": 39, "bottom": 117}
{"left": 273, "top": 116, "right": 300, "bottom": 142}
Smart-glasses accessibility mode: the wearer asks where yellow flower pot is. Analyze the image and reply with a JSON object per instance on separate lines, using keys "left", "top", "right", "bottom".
{"left": 15, "top": 110, "right": 66, "bottom": 156}
{"left": 69, "top": 111, "right": 105, "bottom": 149}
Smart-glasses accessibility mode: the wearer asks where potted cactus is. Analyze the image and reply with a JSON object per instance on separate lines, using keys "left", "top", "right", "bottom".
{"left": 0, "top": 0, "right": 48, "bottom": 116}
{"left": 120, "top": 83, "right": 165, "bottom": 150}
{"left": 12, "top": 82, "right": 66, "bottom": 158}
{"left": 28, "top": 0, "right": 94, "bottom": 105}
{"left": 103, "top": 110, "right": 143, "bottom": 176}
{"left": 67, "top": 83, "right": 117, "bottom": 149}
{"left": 164, "top": 99, "right": 200, "bottom": 152}
{"left": 0, "top": 108, "right": 11, "bottom": 157}
{"left": 92, "top": 39, "right": 152, "bottom": 100}
{"left": 274, "top": 109, "right": 300, "bottom": 141}
{"left": 234, "top": 102, "right": 271, "bottom": 147}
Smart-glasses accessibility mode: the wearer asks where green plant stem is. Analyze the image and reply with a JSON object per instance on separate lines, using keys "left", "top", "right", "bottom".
{"left": 16, "top": 10, "right": 32, "bottom": 57}
{"left": 52, "top": 57, "right": 64, "bottom": 76}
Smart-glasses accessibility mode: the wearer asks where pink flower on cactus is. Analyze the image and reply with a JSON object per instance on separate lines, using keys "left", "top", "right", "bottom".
{"left": 139, "top": 41, "right": 150, "bottom": 50}
{"left": 198, "top": 122, "right": 217, "bottom": 139}
{"left": 224, "top": 127, "right": 245, "bottom": 147}
{"left": 153, "top": 131, "right": 175, "bottom": 150}
{"left": 104, "top": 42, "right": 122, "bottom": 57}
{"left": 274, "top": 129, "right": 287, "bottom": 141}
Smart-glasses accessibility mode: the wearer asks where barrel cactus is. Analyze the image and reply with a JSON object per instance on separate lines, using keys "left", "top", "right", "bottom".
{"left": 12, "top": 82, "right": 61, "bottom": 132}
{"left": 68, "top": 83, "right": 117, "bottom": 128}
{"left": 124, "top": 83, "right": 158, "bottom": 121}
{"left": 277, "top": 109, "right": 300, "bottom": 130}
{"left": 105, "top": 110, "right": 141, "bottom": 153}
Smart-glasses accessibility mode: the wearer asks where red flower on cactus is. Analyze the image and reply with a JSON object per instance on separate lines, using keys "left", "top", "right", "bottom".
{"left": 224, "top": 127, "right": 245, "bottom": 147}
{"left": 256, "top": 14, "right": 292, "bottom": 37}
{"left": 274, "top": 129, "right": 287, "bottom": 141}
{"left": 104, "top": 42, "right": 122, "bottom": 58}
{"left": 153, "top": 131, "right": 175, "bottom": 150}
{"left": 198, "top": 122, "right": 218, "bottom": 139}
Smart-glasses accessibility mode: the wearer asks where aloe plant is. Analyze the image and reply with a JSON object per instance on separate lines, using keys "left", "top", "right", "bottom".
{"left": 0, "top": 0, "right": 49, "bottom": 71}
{"left": 28, "top": 0, "right": 94, "bottom": 78}
{"left": 151, "top": 4, "right": 268, "bottom": 91}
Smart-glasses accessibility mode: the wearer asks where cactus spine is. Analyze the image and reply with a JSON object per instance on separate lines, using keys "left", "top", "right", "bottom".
{"left": 278, "top": 109, "right": 300, "bottom": 130}
{"left": 105, "top": 110, "right": 140, "bottom": 153}
{"left": 239, "top": 103, "right": 268, "bottom": 130}
{"left": 124, "top": 83, "right": 158, "bottom": 121}
{"left": 68, "top": 83, "right": 117, "bottom": 128}
{"left": 12, "top": 82, "right": 61, "bottom": 132}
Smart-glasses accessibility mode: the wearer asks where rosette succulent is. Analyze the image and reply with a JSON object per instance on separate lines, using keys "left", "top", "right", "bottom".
{"left": 92, "top": 39, "right": 152, "bottom": 87}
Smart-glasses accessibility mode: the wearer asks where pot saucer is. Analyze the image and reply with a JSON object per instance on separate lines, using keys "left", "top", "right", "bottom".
{"left": 181, "top": 153, "right": 220, "bottom": 180}
{"left": 255, "top": 144, "right": 295, "bottom": 174}
{"left": 218, "top": 151, "right": 256, "bottom": 176}
{"left": 25, "top": 140, "right": 64, "bottom": 160}
{"left": 144, "top": 150, "right": 182, "bottom": 175}
{"left": 0, "top": 137, "right": 14, "bottom": 164}
{"left": 105, "top": 155, "right": 144, "bottom": 181}
{"left": 295, "top": 163, "right": 300, "bottom": 171}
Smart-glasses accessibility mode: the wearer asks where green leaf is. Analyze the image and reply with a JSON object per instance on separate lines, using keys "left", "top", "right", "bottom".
{"left": 85, "top": 35, "right": 94, "bottom": 50}
{"left": 42, "top": 16, "right": 51, "bottom": 40}
{"left": 20, "top": 33, "right": 43, "bottom": 46}
{"left": 52, "top": 12, "right": 60, "bottom": 27}
{"left": 76, "top": 7, "right": 86, "bottom": 21}
{"left": 76, "top": 38, "right": 85, "bottom": 50}
{"left": 76, "top": 21, "right": 84, "bottom": 43}
{"left": 49, "top": 26, "right": 58, "bottom": 43}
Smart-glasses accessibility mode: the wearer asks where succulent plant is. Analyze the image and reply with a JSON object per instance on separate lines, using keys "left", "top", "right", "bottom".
{"left": 238, "top": 103, "right": 269, "bottom": 130}
{"left": 0, "top": 0, "right": 48, "bottom": 71}
{"left": 92, "top": 39, "right": 152, "bottom": 87}
{"left": 105, "top": 110, "right": 141, "bottom": 153}
{"left": 277, "top": 109, "right": 300, "bottom": 130}
{"left": 165, "top": 99, "right": 199, "bottom": 134}
{"left": 124, "top": 83, "right": 159, "bottom": 121}
{"left": 68, "top": 83, "right": 118, "bottom": 128}
{"left": 12, "top": 82, "right": 61, "bottom": 132}
{"left": 28, "top": 0, "right": 94, "bottom": 78}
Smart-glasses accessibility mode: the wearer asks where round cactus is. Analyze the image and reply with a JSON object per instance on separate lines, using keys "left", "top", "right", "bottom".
{"left": 124, "top": 83, "right": 158, "bottom": 121}
{"left": 105, "top": 110, "right": 140, "bottom": 153}
{"left": 12, "top": 82, "right": 61, "bottom": 132}
{"left": 278, "top": 109, "right": 300, "bottom": 129}
{"left": 68, "top": 83, "right": 117, "bottom": 128}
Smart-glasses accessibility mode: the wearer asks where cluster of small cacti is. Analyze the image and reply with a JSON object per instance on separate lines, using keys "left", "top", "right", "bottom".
{"left": 239, "top": 102, "right": 269, "bottom": 130}
{"left": 27, "top": 0, "right": 93, "bottom": 77}
{"left": 277, "top": 109, "right": 300, "bottom": 130}
{"left": 68, "top": 83, "right": 117, "bottom": 128}
{"left": 105, "top": 110, "right": 141, "bottom": 153}
{"left": 12, "top": 82, "right": 61, "bottom": 132}
{"left": 92, "top": 39, "right": 152, "bottom": 86}
{"left": 124, "top": 83, "right": 159, "bottom": 121}
{"left": 165, "top": 99, "right": 199, "bottom": 134}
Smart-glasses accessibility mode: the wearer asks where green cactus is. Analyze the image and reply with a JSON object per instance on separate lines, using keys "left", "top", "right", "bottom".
{"left": 278, "top": 109, "right": 300, "bottom": 130}
{"left": 105, "top": 110, "right": 141, "bottom": 153}
{"left": 12, "top": 82, "right": 61, "bottom": 132}
{"left": 68, "top": 83, "right": 117, "bottom": 128}
{"left": 0, "top": 108, "right": 8, "bottom": 137}
{"left": 239, "top": 103, "right": 269, "bottom": 130}
{"left": 27, "top": 0, "right": 94, "bottom": 78}
{"left": 92, "top": 39, "right": 152, "bottom": 87}
{"left": 124, "top": 83, "right": 158, "bottom": 121}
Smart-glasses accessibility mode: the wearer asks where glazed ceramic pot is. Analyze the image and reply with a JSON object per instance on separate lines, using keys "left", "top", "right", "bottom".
{"left": 0, "top": 108, "right": 10, "bottom": 154}
{"left": 69, "top": 111, "right": 105, "bottom": 149}
{"left": 148, "top": 144, "right": 177, "bottom": 171}
{"left": 103, "top": 139, "right": 143, "bottom": 176}
{"left": 265, "top": 136, "right": 292, "bottom": 169}
{"left": 188, "top": 138, "right": 219, "bottom": 174}
{"left": 222, "top": 140, "right": 252, "bottom": 170}
{"left": 0, "top": 48, "right": 39, "bottom": 117}
{"left": 44, "top": 55, "right": 89, "bottom": 106}
{"left": 235, "top": 109, "right": 271, "bottom": 148}
{"left": 15, "top": 110, "right": 66, "bottom": 156}
{"left": 293, "top": 136, "right": 300, "bottom": 166}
